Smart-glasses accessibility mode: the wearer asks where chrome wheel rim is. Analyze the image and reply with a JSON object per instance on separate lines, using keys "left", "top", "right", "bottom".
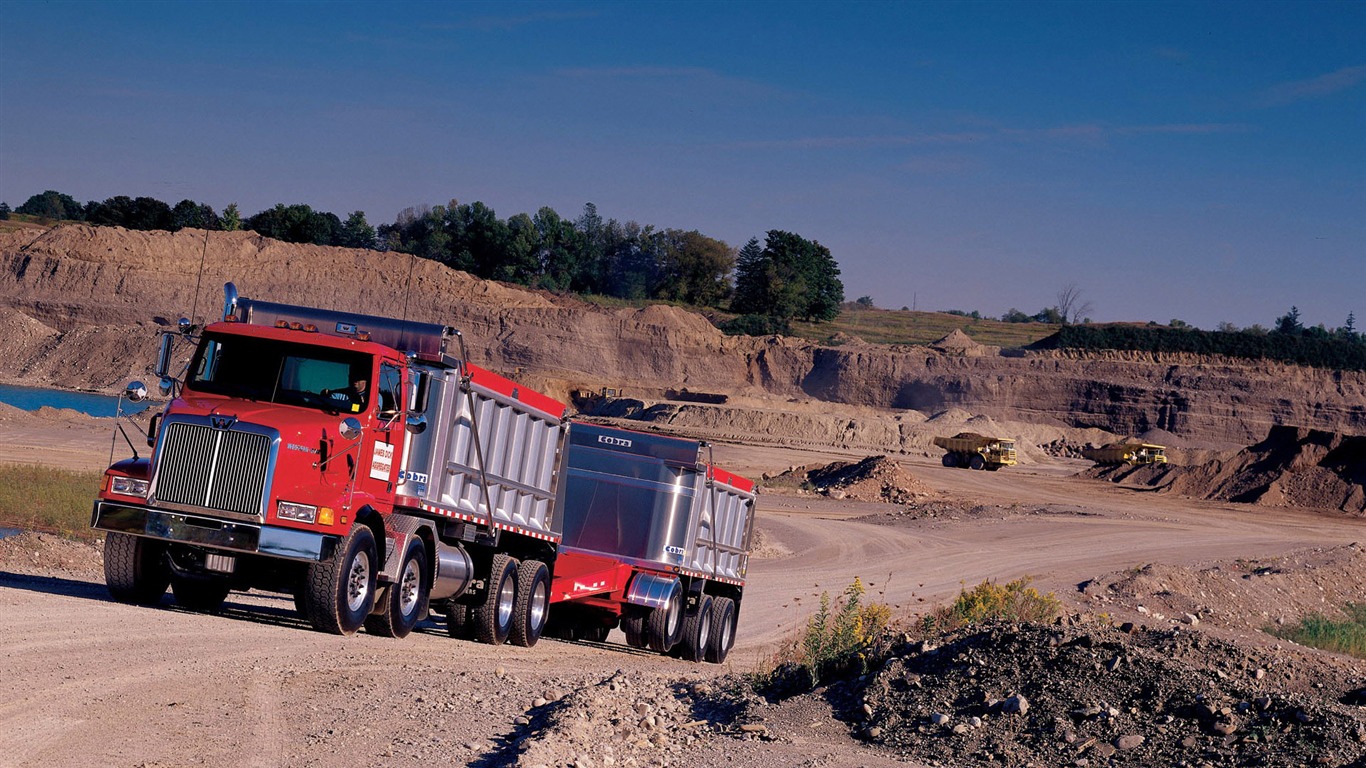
{"left": 398, "top": 558, "right": 421, "bottom": 616}
{"left": 346, "top": 550, "right": 371, "bottom": 613}
{"left": 496, "top": 572, "right": 515, "bottom": 629}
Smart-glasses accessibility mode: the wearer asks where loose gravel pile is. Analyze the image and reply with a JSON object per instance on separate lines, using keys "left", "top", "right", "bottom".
{"left": 771, "top": 455, "right": 937, "bottom": 504}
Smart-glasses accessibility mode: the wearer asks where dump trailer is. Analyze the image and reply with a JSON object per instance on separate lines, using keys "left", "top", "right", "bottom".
{"left": 94, "top": 282, "right": 569, "bottom": 646}
{"left": 1082, "top": 443, "right": 1168, "bottom": 466}
{"left": 540, "top": 423, "right": 756, "bottom": 663}
{"left": 933, "top": 432, "right": 1017, "bottom": 471}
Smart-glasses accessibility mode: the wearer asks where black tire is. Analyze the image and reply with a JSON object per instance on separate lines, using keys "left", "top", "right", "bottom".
{"left": 445, "top": 601, "right": 473, "bottom": 640}
{"left": 364, "top": 538, "right": 428, "bottom": 639}
{"left": 104, "top": 532, "right": 169, "bottom": 605}
{"left": 473, "top": 553, "right": 519, "bottom": 645}
{"left": 622, "top": 609, "right": 648, "bottom": 648}
{"left": 705, "top": 597, "right": 737, "bottom": 664}
{"left": 171, "top": 577, "right": 230, "bottom": 613}
{"left": 646, "top": 586, "right": 684, "bottom": 653}
{"left": 941, "top": 453, "right": 959, "bottom": 468}
{"left": 303, "top": 525, "right": 378, "bottom": 635}
{"left": 677, "top": 594, "right": 713, "bottom": 663}
{"left": 510, "top": 559, "right": 550, "bottom": 648}
{"left": 582, "top": 623, "right": 611, "bottom": 643}
{"left": 986, "top": 464, "right": 1002, "bottom": 472}
{"left": 969, "top": 454, "right": 986, "bottom": 471}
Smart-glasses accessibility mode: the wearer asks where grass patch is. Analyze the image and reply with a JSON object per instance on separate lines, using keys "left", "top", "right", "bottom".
{"left": 0, "top": 464, "right": 103, "bottom": 540}
{"left": 919, "top": 577, "right": 1062, "bottom": 634}
{"left": 1268, "top": 604, "right": 1366, "bottom": 659}
{"left": 790, "top": 307, "right": 1058, "bottom": 348}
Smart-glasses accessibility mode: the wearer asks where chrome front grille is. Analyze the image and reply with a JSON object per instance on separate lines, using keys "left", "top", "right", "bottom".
{"left": 153, "top": 422, "right": 272, "bottom": 517}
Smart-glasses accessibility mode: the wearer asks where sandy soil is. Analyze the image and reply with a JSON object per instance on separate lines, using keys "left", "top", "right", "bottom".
{"left": 2, "top": 417, "right": 1365, "bottom": 767}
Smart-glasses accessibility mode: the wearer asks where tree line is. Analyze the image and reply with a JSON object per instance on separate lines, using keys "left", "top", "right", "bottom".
{"left": 5, "top": 190, "right": 843, "bottom": 329}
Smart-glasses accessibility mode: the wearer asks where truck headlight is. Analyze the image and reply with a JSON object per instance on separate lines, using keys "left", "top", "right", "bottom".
{"left": 277, "top": 501, "right": 318, "bottom": 523}
{"left": 110, "top": 477, "right": 150, "bottom": 498}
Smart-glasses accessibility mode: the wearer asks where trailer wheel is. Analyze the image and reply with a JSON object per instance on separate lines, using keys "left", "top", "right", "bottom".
{"left": 171, "top": 577, "right": 230, "bottom": 613}
{"left": 941, "top": 453, "right": 959, "bottom": 468}
{"left": 104, "top": 532, "right": 169, "bottom": 605}
{"left": 445, "top": 601, "right": 473, "bottom": 640}
{"left": 622, "top": 609, "right": 648, "bottom": 648}
{"left": 304, "top": 525, "right": 377, "bottom": 636}
{"left": 474, "top": 553, "right": 519, "bottom": 645}
{"left": 677, "top": 594, "right": 713, "bottom": 663}
{"left": 365, "top": 537, "right": 428, "bottom": 639}
{"left": 969, "top": 454, "right": 986, "bottom": 471}
{"left": 646, "top": 587, "right": 683, "bottom": 653}
{"left": 510, "top": 559, "right": 550, "bottom": 648}
{"left": 582, "top": 623, "right": 611, "bottom": 643}
{"left": 705, "top": 597, "right": 737, "bottom": 664}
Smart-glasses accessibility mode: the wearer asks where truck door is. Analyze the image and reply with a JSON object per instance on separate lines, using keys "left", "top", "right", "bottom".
{"left": 358, "top": 361, "right": 404, "bottom": 507}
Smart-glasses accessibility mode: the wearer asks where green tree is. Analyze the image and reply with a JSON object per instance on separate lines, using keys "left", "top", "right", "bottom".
{"left": 1274, "top": 306, "right": 1303, "bottom": 335}
{"left": 0, "top": 202, "right": 11, "bottom": 220}
{"left": 731, "top": 230, "right": 844, "bottom": 324}
{"left": 18, "top": 190, "right": 83, "bottom": 221}
{"left": 170, "top": 199, "right": 220, "bottom": 231}
{"left": 533, "top": 206, "right": 587, "bottom": 291}
{"left": 338, "top": 211, "right": 376, "bottom": 249}
{"left": 221, "top": 203, "right": 242, "bottom": 232}
{"left": 652, "top": 228, "right": 734, "bottom": 307}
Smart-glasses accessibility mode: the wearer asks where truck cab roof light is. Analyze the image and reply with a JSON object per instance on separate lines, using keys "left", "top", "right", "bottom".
{"left": 303, "top": 323, "right": 318, "bottom": 332}
{"left": 356, "top": 331, "right": 371, "bottom": 341}
{"left": 275, "top": 320, "right": 289, "bottom": 328}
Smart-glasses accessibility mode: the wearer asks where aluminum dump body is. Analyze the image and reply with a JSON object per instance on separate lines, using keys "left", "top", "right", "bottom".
{"left": 556, "top": 423, "right": 755, "bottom": 584}
{"left": 397, "top": 362, "right": 568, "bottom": 539}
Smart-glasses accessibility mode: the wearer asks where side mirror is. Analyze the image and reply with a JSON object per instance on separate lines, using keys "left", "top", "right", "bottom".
{"left": 155, "top": 333, "right": 174, "bottom": 379}
{"left": 124, "top": 381, "right": 148, "bottom": 403}
{"left": 405, "top": 414, "right": 428, "bottom": 434}
{"left": 339, "top": 417, "right": 363, "bottom": 441}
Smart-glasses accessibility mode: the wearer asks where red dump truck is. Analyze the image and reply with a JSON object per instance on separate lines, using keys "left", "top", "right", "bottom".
{"left": 93, "top": 284, "right": 754, "bottom": 663}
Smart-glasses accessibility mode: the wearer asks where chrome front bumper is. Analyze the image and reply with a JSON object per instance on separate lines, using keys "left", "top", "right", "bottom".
{"left": 92, "top": 501, "right": 335, "bottom": 562}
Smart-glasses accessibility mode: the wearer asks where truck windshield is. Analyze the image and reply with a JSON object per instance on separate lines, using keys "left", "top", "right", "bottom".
{"left": 186, "top": 333, "right": 373, "bottom": 413}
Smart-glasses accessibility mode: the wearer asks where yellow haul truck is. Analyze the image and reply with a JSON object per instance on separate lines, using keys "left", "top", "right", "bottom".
{"left": 1082, "top": 443, "right": 1168, "bottom": 466}
{"left": 933, "top": 433, "right": 1017, "bottom": 471}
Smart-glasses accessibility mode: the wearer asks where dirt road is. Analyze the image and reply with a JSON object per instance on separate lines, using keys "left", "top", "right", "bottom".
{"left": 3, "top": 441, "right": 1363, "bottom": 767}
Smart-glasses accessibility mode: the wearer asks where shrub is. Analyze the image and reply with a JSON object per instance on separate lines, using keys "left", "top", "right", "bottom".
{"left": 921, "top": 577, "right": 1061, "bottom": 634}
{"left": 760, "top": 578, "right": 892, "bottom": 692}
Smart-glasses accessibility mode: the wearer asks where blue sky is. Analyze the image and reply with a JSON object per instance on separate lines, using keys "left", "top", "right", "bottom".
{"left": 2, "top": 1, "right": 1362, "bottom": 330}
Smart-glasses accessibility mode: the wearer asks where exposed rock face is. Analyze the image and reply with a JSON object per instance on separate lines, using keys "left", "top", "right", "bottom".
{"left": 2, "top": 225, "right": 1363, "bottom": 446}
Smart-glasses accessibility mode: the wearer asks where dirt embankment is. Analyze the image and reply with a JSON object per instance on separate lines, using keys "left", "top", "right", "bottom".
{"left": 3, "top": 225, "right": 1364, "bottom": 446}
{"left": 1089, "top": 425, "right": 1366, "bottom": 515}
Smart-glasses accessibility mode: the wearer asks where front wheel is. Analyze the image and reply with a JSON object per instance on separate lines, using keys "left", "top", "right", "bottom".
{"left": 473, "top": 554, "right": 519, "bottom": 645}
{"left": 968, "top": 454, "right": 986, "bottom": 471}
{"left": 304, "top": 525, "right": 378, "bottom": 635}
{"left": 365, "top": 537, "right": 428, "bottom": 639}
{"left": 104, "top": 532, "right": 169, "bottom": 606}
{"left": 510, "top": 559, "right": 550, "bottom": 648}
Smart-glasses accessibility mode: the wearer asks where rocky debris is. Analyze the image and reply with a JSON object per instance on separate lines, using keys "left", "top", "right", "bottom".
{"left": 768, "top": 456, "right": 936, "bottom": 504}
{"left": 1079, "top": 543, "right": 1366, "bottom": 634}
{"left": 853, "top": 499, "right": 1099, "bottom": 525}
{"left": 511, "top": 671, "right": 745, "bottom": 768}
{"left": 826, "top": 621, "right": 1364, "bottom": 767}
{"left": 0, "top": 530, "right": 104, "bottom": 579}
{"left": 1088, "top": 425, "right": 1366, "bottom": 514}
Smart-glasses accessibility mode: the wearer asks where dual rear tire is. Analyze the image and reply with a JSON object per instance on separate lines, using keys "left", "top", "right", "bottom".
{"left": 470, "top": 554, "right": 551, "bottom": 647}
